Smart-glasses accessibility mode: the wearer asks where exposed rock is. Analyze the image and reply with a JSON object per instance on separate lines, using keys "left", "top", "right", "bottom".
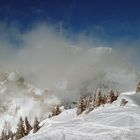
{"left": 136, "top": 81, "right": 140, "bottom": 92}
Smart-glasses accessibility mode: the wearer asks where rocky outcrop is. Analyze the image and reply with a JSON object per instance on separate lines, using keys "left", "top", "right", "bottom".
{"left": 136, "top": 81, "right": 140, "bottom": 92}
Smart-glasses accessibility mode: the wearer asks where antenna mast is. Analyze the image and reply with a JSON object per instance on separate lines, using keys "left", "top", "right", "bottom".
{"left": 60, "top": 22, "right": 63, "bottom": 40}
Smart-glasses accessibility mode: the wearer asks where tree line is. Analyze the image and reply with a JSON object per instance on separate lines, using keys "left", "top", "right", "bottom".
{"left": 77, "top": 89, "right": 120, "bottom": 115}
{"left": 0, "top": 116, "right": 40, "bottom": 140}
{"left": 0, "top": 87, "right": 129, "bottom": 140}
{"left": 0, "top": 104, "right": 62, "bottom": 140}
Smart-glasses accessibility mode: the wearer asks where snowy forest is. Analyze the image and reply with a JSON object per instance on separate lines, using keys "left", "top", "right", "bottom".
{"left": 0, "top": 86, "right": 131, "bottom": 140}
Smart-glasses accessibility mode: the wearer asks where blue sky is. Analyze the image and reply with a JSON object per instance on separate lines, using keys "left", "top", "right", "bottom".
{"left": 0, "top": 0, "right": 140, "bottom": 41}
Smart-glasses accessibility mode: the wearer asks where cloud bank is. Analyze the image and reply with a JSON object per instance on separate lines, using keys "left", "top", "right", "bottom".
{"left": 0, "top": 22, "right": 139, "bottom": 102}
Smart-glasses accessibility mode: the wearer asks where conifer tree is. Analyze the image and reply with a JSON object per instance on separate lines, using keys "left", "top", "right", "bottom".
{"left": 115, "top": 90, "right": 119, "bottom": 100}
{"left": 55, "top": 105, "right": 61, "bottom": 116}
{"left": 15, "top": 117, "right": 26, "bottom": 139}
{"left": 33, "top": 117, "right": 40, "bottom": 133}
{"left": 1, "top": 130, "right": 7, "bottom": 140}
{"left": 1, "top": 121, "right": 12, "bottom": 140}
{"left": 52, "top": 106, "right": 56, "bottom": 117}
{"left": 77, "top": 97, "right": 86, "bottom": 115}
{"left": 52, "top": 105, "right": 61, "bottom": 116}
{"left": 109, "top": 90, "right": 115, "bottom": 103}
{"left": 95, "top": 90, "right": 103, "bottom": 107}
{"left": 7, "top": 130, "right": 13, "bottom": 140}
{"left": 24, "top": 116, "right": 32, "bottom": 135}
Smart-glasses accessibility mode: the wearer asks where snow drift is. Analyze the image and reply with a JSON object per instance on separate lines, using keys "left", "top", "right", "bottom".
{"left": 23, "top": 91, "right": 140, "bottom": 140}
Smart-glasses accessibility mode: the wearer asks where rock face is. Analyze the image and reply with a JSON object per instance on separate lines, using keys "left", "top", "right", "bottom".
{"left": 136, "top": 81, "right": 140, "bottom": 92}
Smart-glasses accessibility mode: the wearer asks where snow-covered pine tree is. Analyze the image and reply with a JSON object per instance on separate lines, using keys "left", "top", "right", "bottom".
{"left": 103, "top": 94, "right": 107, "bottom": 104}
{"left": 1, "top": 130, "right": 7, "bottom": 140}
{"left": 107, "top": 94, "right": 111, "bottom": 103}
{"left": 85, "top": 100, "right": 94, "bottom": 114}
{"left": 52, "top": 105, "right": 61, "bottom": 116}
{"left": 115, "top": 90, "right": 119, "bottom": 100}
{"left": 56, "top": 105, "right": 61, "bottom": 115}
{"left": 84, "top": 95, "right": 91, "bottom": 111}
{"left": 95, "top": 90, "right": 103, "bottom": 107}
{"left": 15, "top": 117, "right": 26, "bottom": 139}
{"left": 24, "top": 116, "right": 32, "bottom": 135}
{"left": 52, "top": 106, "right": 56, "bottom": 117}
{"left": 109, "top": 90, "right": 115, "bottom": 103}
{"left": 1, "top": 121, "right": 12, "bottom": 140}
{"left": 77, "top": 96, "right": 86, "bottom": 115}
{"left": 33, "top": 117, "right": 40, "bottom": 133}
{"left": 84, "top": 96, "right": 88, "bottom": 110}
{"left": 90, "top": 99, "right": 95, "bottom": 110}
{"left": 77, "top": 97, "right": 82, "bottom": 115}
{"left": 7, "top": 130, "right": 13, "bottom": 140}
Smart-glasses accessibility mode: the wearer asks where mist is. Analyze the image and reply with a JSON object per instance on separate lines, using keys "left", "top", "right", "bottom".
{"left": 0, "top": 22, "right": 139, "bottom": 102}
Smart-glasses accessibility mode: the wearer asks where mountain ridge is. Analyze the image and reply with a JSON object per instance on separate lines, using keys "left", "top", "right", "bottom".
{"left": 22, "top": 91, "right": 140, "bottom": 140}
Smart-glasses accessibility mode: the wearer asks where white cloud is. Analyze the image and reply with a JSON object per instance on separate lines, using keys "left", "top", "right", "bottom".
{"left": 0, "top": 22, "right": 139, "bottom": 102}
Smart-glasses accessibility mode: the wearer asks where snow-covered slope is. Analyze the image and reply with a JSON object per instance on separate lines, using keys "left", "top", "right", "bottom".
{"left": 23, "top": 91, "right": 140, "bottom": 140}
{"left": 0, "top": 71, "right": 60, "bottom": 132}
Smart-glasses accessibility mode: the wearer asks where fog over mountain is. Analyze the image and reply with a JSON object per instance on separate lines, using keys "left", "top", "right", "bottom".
{"left": 0, "top": 22, "right": 139, "bottom": 102}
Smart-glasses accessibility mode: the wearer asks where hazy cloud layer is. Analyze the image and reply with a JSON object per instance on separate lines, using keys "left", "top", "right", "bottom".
{"left": 0, "top": 22, "right": 139, "bottom": 101}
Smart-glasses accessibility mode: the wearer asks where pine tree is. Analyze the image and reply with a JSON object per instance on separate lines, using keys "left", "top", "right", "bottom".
{"left": 109, "top": 90, "right": 115, "bottom": 103}
{"left": 52, "top": 105, "right": 61, "bottom": 117}
{"left": 24, "top": 116, "right": 32, "bottom": 135}
{"left": 95, "top": 90, "right": 103, "bottom": 107}
{"left": 114, "top": 90, "right": 119, "bottom": 101}
{"left": 33, "top": 117, "right": 40, "bottom": 133}
{"left": 86, "top": 97, "right": 95, "bottom": 114}
{"left": 52, "top": 106, "right": 56, "bottom": 117}
{"left": 77, "top": 97, "right": 86, "bottom": 115}
{"left": 55, "top": 105, "right": 61, "bottom": 116}
{"left": 103, "top": 94, "right": 107, "bottom": 104}
{"left": 1, "top": 130, "right": 7, "bottom": 140}
{"left": 1, "top": 121, "right": 12, "bottom": 140}
{"left": 15, "top": 117, "right": 26, "bottom": 139}
{"left": 7, "top": 130, "right": 13, "bottom": 140}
